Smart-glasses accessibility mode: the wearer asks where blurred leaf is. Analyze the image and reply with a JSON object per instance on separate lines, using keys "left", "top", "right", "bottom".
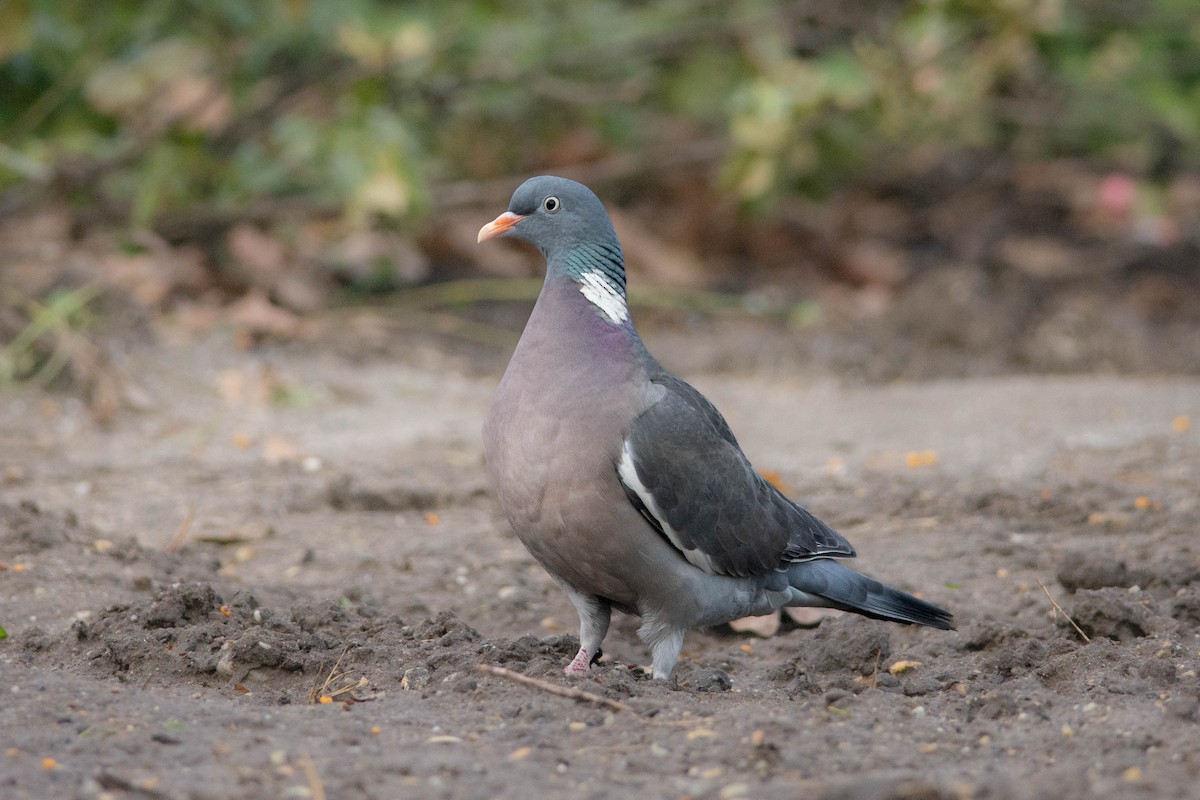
{"left": 818, "top": 51, "right": 872, "bottom": 110}
{"left": 0, "top": 1, "right": 32, "bottom": 60}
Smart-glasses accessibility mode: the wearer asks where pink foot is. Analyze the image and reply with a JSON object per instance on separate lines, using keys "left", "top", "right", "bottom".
{"left": 563, "top": 647, "right": 595, "bottom": 675}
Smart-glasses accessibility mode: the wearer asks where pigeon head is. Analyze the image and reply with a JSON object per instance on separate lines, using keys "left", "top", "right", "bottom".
{"left": 477, "top": 176, "right": 622, "bottom": 263}
{"left": 479, "top": 176, "right": 629, "bottom": 325}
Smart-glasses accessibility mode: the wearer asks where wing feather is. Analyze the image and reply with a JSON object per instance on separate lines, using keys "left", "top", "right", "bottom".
{"left": 617, "top": 375, "right": 854, "bottom": 577}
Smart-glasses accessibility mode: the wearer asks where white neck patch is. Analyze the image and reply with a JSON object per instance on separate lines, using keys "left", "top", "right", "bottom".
{"left": 577, "top": 270, "right": 629, "bottom": 324}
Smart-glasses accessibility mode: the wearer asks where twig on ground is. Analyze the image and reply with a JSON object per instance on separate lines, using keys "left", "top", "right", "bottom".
{"left": 476, "top": 664, "right": 632, "bottom": 713}
{"left": 869, "top": 648, "right": 882, "bottom": 688}
{"left": 1036, "top": 578, "right": 1091, "bottom": 643}
{"left": 297, "top": 752, "right": 327, "bottom": 800}
{"left": 164, "top": 506, "right": 195, "bottom": 555}
{"left": 310, "top": 647, "right": 370, "bottom": 703}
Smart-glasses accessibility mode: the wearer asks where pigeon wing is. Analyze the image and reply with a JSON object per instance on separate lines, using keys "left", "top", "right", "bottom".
{"left": 618, "top": 375, "right": 854, "bottom": 578}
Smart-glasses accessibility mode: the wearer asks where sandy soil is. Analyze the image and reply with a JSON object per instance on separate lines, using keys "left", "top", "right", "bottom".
{"left": 2, "top": 318, "right": 1199, "bottom": 800}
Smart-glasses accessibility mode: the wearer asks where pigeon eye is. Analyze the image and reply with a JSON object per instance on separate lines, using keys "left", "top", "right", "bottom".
{"left": 543, "top": 196, "right": 560, "bottom": 213}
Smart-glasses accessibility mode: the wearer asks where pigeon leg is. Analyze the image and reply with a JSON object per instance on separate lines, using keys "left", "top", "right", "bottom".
{"left": 560, "top": 584, "right": 611, "bottom": 675}
{"left": 637, "top": 615, "right": 685, "bottom": 681}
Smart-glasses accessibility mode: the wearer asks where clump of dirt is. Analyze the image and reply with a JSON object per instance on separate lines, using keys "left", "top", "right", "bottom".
{"left": 1057, "top": 549, "right": 1139, "bottom": 592}
{"left": 2, "top": 500, "right": 85, "bottom": 552}
{"left": 20, "top": 577, "right": 529, "bottom": 705}
{"left": 804, "top": 617, "right": 894, "bottom": 677}
{"left": 1169, "top": 590, "right": 1200, "bottom": 627}
{"left": 1067, "top": 588, "right": 1165, "bottom": 643}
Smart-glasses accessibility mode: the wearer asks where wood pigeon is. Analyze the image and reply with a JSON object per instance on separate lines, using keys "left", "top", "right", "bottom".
{"left": 479, "top": 176, "right": 953, "bottom": 681}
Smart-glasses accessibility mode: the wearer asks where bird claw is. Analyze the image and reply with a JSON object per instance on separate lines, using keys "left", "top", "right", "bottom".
{"left": 563, "top": 647, "right": 600, "bottom": 675}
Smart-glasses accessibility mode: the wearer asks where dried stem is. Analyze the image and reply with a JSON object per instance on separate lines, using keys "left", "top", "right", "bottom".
{"left": 164, "top": 506, "right": 196, "bottom": 555}
{"left": 297, "top": 752, "right": 326, "bottom": 800}
{"left": 1037, "top": 578, "right": 1091, "bottom": 643}
{"left": 476, "top": 664, "right": 632, "bottom": 713}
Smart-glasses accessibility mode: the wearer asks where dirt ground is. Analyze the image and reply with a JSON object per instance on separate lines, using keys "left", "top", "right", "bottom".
{"left": 2, "top": 305, "right": 1200, "bottom": 800}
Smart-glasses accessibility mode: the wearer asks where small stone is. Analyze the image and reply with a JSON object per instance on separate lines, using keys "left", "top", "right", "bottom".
{"left": 401, "top": 667, "right": 430, "bottom": 690}
{"left": 690, "top": 668, "right": 732, "bottom": 693}
{"left": 903, "top": 677, "right": 941, "bottom": 697}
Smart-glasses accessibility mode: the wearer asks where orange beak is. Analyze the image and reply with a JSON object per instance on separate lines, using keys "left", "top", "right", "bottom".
{"left": 477, "top": 211, "right": 525, "bottom": 243}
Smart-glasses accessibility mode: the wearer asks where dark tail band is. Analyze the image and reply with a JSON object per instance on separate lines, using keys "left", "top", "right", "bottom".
{"left": 788, "top": 558, "right": 954, "bottom": 630}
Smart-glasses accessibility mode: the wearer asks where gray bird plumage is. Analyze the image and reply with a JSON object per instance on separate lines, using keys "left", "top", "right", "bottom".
{"left": 479, "top": 176, "right": 953, "bottom": 681}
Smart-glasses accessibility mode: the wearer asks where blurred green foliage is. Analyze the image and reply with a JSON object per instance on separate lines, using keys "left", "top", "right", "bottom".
{"left": 1, "top": 0, "right": 1198, "bottom": 227}
{"left": 0, "top": 283, "right": 98, "bottom": 386}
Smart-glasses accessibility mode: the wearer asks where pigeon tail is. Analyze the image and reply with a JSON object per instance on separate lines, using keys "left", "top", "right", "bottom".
{"left": 786, "top": 558, "right": 955, "bottom": 631}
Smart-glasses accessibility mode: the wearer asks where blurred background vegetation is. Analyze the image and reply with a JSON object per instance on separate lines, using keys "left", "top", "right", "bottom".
{"left": 5, "top": 0, "right": 1200, "bottom": 221}
{"left": 2, "top": 0, "right": 1200, "bottom": 412}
